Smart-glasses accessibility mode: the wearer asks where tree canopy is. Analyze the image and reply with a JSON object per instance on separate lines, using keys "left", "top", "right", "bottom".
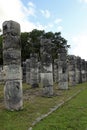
{"left": 0, "top": 29, "right": 70, "bottom": 65}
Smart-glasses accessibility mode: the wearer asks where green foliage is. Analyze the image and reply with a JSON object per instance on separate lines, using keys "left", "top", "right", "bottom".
{"left": 21, "top": 29, "right": 70, "bottom": 62}
{"left": 0, "top": 29, "right": 70, "bottom": 63}
{"left": 21, "top": 32, "right": 30, "bottom": 61}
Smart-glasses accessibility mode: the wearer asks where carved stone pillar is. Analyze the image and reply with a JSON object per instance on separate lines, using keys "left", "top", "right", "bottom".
{"left": 29, "top": 53, "right": 39, "bottom": 88}
{"left": 26, "top": 59, "right": 30, "bottom": 84}
{"left": 40, "top": 38, "right": 53, "bottom": 97}
{"left": 75, "top": 56, "right": 82, "bottom": 84}
{"left": 3, "top": 20, "right": 23, "bottom": 110}
{"left": 58, "top": 48, "right": 68, "bottom": 89}
{"left": 53, "top": 59, "right": 58, "bottom": 83}
{"left": 68, "top": 55, "right": 76, "bottom": 86}
{"left": 81, "top": 59, "right": 86, "bottom": 82}
{"left": 22, "top": 61, "right": 26, "bottom": 83}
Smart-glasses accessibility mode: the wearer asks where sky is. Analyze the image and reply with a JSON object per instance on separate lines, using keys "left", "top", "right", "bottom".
{"left": 0, "top": 0, "right": 87, "bottom": 60}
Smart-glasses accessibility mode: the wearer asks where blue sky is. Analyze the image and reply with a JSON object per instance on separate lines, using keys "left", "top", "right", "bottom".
{"left": 0, "top": 0, "right": 87, "bottom": 60}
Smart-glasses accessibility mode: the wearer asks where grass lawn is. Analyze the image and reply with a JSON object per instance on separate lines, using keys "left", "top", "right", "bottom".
{"left": 0, "top": 82, "right": 87, "bottom": 130}
{"left": 33, "top": 84, "right": 87, "bottom": 130}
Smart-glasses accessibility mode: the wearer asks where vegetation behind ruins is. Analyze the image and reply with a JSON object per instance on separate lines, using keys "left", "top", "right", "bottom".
{"left": 0, "top": 29, "right": 70, "bottom": 65}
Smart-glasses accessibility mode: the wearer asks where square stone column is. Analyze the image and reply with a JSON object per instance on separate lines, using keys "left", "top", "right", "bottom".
{"left": 3, "top": 20, "right": 23, "bottom": 111}
{"left": 68, "top": 55, "right": 76, "bottom": 86}
{"left": 58, "top": 48, "right": 68, "bottom": 89}
{"left": 29, "top": 53, "right": 39, "bottom": 88}
{"left": 40, "top": 38, "right": 53, "bottom": 97}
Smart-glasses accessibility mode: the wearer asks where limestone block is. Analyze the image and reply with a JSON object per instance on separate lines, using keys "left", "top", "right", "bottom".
{"left": 4, "top": 80, "right": 23, "bottom": 110}
{"left": 3, "top": 20, "right": 20, "bottom": 35}
{"left": 3, "top": 49, "right": 21, "bottom": 65}
{"left": 3, "top": 33, "right": 20, "bottom": 49}
{"left": 41, "top": 73, "right": 53, "bottom": 96}
{"left": 3, "top": 65, "right": 22, "bottom": 80}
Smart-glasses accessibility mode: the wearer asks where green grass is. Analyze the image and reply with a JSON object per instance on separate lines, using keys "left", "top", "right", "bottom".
{"left": 0, "top": 82, "right": 87, "bottom": 130}
{"left": 33, "top": 84, "right": 87, "bottom": 130}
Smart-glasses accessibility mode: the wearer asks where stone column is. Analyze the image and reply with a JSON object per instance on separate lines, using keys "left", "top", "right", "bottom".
{"left": 29, "top": 53, "right": 39, "bottom": 88}
{"left": 0, "top": 65, "right": 4, "bottom": 84}
{"left": 68, "top": 55, "right": 76, "bottom": 86}
{"left": 86, "top": 61, "right": 87, "bottom": 82}
{"left": 22, "top": 61, "right": 26, "bottom": 83}
{"left": 75, "top": 56, "right": 82, "bottom": 84}
{"left": 26, "top": 59, "right": 30, "bottom": 84}
{"left": 40, "top": 38, "right": 53, "bottom": 97}
{"left": 81, "top": 59, "right": 86, "bottom": 82}
{"left": 53, "top": 59, "right": 58, "bottom": 83}
{"left": 3, "top": 20, "right": 23, "bottom": 111}
{"left": 58, "top": 48, "right": 68, "bottom": 89}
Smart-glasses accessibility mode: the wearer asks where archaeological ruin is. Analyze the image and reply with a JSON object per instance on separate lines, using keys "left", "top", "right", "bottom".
{"left": 0, "top": 20, "right": 87, "bottom": 110}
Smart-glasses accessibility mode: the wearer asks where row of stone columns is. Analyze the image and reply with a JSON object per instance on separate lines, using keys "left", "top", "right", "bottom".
{"left": 24, "top": 54, "right": 87, "bottom": 88}
{"left": 1, "top": 20, "right": 87, "bottom": 111}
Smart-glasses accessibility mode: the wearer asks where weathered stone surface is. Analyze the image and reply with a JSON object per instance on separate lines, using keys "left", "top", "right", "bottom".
{"left": 3, "top": 20, "right": 23, "bottom": 111}
{"left": 3, "top": 49, "right": 21, "bottom": 65}
{"left": 26, "top": 59, "right": 30, "bottom": 84}
{"left": 40, "top": 38, "right": 54, "bottom": 97}
{"left": 3, "top": 33, "right": 20, "bottom": 49}
{"left": 53, "top": 59, "right": 58, "bottom": 83}
{"left": 29, "top": 53, "right": 39, "bottom": 88}
{"left": 3, "top": 20, "right": 20, "bottom": 35}
{"left": 58, "top": 48, "right": 68, "bottom": 89}
{"left": 4, "top": 80, "right": 23, "bottom": 110}
{"left": 0, "top": 66, "right": 4, "bottom": 83}
{"left": 68, "top": 55, "right": 76, "bottom": 86}
{"left": 22, "top": 62, "right": 26, "bottom": 83}
{"left": 3, "top": 65, "right": 22, "bottom": 80}
{"left": 81, "top": 59, "right": 86, "bottom": 82}
{"left": 75, "top": 56, "right": 82, "bottom": 84}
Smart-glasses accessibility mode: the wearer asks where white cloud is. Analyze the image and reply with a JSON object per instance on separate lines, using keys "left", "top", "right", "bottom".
{"left": 79, "top": 0, "right": 87, "bottom": 3}
{"left": 0, "top": 0, "right": 53, "bottom": 32}
{"left": 0, "top": 0, "right": 39, "bottom": 32}
{"left": 57, "top": 26, "right": 63, "bottom": 31}
{"left": 54, "top": 18, "right": 62, "bottom": 24}
{"left": 40, "top": 9, "right": 51, "bottom": 18}
{"left": 28, "top": 1, "right": 35, "bottom": 7}
{"left": 71, "top": 33, "right": 87, "bottom": 60}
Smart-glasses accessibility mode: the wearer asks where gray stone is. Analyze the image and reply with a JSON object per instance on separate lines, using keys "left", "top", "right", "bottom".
{"left": 3, "top": 20, "right": 23, "bottom": 111}
{"left": 29, "top": 53, "right": 39, "bottom": 88}
{"left": 81, "top": 59, "right": 86, "bottom": 82}
{"left": 4, "top": 80, "right": 23, "bottom": 110}
{"left": 68, "top": 55, "right": 76, "bottom": 86}
{"left": 53, "top": 59, "right": 58, "bottom": 83}
{"left": 22, "top": 62, "right": 26, "bottom": 83}
{"left": 75, "top": 56, "right": 82, "bottom": 84}
{"left": 26, "top": 59, "right": 31, "bottom": 84}
{"left": 58, "top": 48, "right": 68, "bottom": 89}
{"left": 40, "top": 38, "right": 53, "bottom": 97}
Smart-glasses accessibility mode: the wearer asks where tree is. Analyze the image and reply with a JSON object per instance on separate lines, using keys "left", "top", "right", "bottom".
{"left": 21, "top": 29, "right": 70, "bottom": 62}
